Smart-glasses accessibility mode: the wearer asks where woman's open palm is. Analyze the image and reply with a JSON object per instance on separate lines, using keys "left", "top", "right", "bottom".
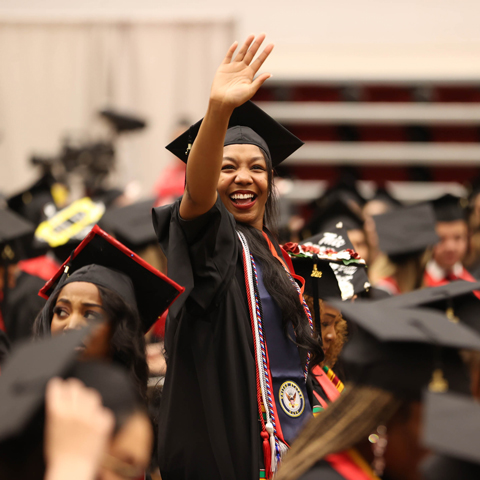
{"left": 211, "top": 34, "right": 274, "bottom": 108}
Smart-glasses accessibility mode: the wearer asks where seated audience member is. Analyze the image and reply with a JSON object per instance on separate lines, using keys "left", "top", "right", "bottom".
{"left": 372, "top": 204, "right": 438, "bottom": 295}
{"left": 424, "top": 194, "right": 474, "bottom": 286}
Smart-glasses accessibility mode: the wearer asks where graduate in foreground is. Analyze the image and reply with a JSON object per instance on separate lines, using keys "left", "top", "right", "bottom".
{"left": 153, "top": 34, "right": 324, "bottom": 480}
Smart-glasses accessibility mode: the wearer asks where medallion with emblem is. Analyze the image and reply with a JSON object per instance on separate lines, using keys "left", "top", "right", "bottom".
{"left": 279, "top": 381, "right": 305, "bottom": 417}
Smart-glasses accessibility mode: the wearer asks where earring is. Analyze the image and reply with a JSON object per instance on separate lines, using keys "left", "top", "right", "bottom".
{"left": 368, "top": 425, "right": 387, "bottom": 477}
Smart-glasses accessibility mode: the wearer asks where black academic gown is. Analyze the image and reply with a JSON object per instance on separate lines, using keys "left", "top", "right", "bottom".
{"left": 152, "top": 197, "right": 262, "bottom": 480}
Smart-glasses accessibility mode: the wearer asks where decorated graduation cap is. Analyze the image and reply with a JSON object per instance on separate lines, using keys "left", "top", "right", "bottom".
{"left": 284, "top": 227, "right": 367, "bottom": 334}
{"left": 38, "top": 225, "right": 184, "bottom": 332}
{"left": 375, "top": 280, "right": 480, "bottom": 329}
{"left": 166, "top": 100, "right": 304, "bottom": 167}
{"left": 373, "top": 203, "right": 439, "bottom": 257}
{"left": 431, "top": 193, "right": 468, "bottom": 223}
{"left": 35, "top": 197, "right": 105, "bottom": 249}
{"left": 327, "top": 299, "right": 480, "bottom": 398}
{"left": 421, "top": 391, "right": 480, "bottom": 480}
{"left": 0, "top": 208, "right": 36, "bottom": 265}
{"left": 99, "top": 198, "right": 157, "bottom": 251}
{"left": 300, "top": 224, "right": 370, "bottom": 298}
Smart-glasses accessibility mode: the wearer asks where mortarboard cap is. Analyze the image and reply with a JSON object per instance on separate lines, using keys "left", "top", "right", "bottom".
{"left": 287, "top": 255, "right": 342, "bottom": 301}
{"left": 35, "top": 197, "right": 105, "bottom": 249}
{"left": 99, "top": 108, "right": 147, "bottom": 133}
{"left": 166, "top": 100, "right": 304, "bottom": 167}
{"left": 327, "top": 300, "right": 480, "bottom": 398}
{"left": 421, "top": 391, "right": 480, "bottom": 478}
{"left": 7, "top": 172, "right": 57, "bottom": 226}
{"left": 299, "top": 225, "right": 370, "bottom": 299}
{"left": 307, "top": 197, "right": 365, "bottom": 235}
{"left": 374, "top": 281, "right": 480, "bottom": 331}
{"left": 0, "top": 208, "right": 36, "bottom": 264}
{"left": 0, "top": 330, "right": 86, "bottom": 442}
{"left": 431, "top": 193, "right": 468, "bottom": 223}
{"left": 39, "top": 225, "right": 184, "bottom": 332}
{"left": 373, "top": 203, "right": 439, "bottom": 257}
{"left": 99, "top": 198, "right": 157, "bottom": 251}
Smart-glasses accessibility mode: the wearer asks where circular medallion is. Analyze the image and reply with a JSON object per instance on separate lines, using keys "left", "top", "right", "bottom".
{"left": 279, "top": 381, "right": 305, "bottom": 417}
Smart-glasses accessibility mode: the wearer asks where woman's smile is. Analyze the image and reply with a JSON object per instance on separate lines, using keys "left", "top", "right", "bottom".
{"left": 229, "top": 190, "right": 258, "bottom": 210}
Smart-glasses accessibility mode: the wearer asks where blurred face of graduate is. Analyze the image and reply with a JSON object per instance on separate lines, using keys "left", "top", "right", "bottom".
{"left": 218, "top": 144, "right": 270, "bottom": 231}
{"left": 320, "top": 304, "right": 341, "bottom": 355}
{"left": 433, "top": 220, "right": 468, "bottom": 270}
{"left": 100, "top": 412, "right": 153, "bottom": 480}
{"left": 50, "top": 282, "right": 112, "bottom": 360}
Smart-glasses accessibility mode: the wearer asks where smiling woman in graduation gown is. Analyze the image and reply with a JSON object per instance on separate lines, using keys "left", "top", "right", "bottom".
{"left": 152, "top": 35, "right": 324, "bottom": 480}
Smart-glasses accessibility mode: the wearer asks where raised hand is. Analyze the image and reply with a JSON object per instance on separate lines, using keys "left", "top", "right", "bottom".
{"left": 44, "top": 378, "right": 115, "bottom": 480}
{"left": 210, "top": 34, "right": 274, "bottom": 109}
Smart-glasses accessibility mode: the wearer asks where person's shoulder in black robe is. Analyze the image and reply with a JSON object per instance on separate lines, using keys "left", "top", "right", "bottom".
{"left": 152, "top": 197, "right": 261, "bottom": 480}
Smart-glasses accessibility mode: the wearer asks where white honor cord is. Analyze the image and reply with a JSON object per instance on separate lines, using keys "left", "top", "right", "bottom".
{"left": 237, "top": 231, "right": 277, "bottom": 471}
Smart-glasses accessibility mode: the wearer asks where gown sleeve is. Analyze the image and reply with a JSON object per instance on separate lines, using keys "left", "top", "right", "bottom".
{"left": 152, "top": 196, "right": 239, "bottom": 316}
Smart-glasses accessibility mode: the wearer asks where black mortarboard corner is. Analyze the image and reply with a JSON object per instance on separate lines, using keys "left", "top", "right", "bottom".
{"left": 99, "top": 198, "right": 157, "bottom": 251}
{"left": 38, "top": 225, "right": 184, "bottom": 332}
{"left": 375, "top": 280, "right": 480, "bottom": 331}
{"left": 7, "top": 172, "right": 56, "bottom": 226}
{"left": 431, "top": 193, "right": 468, "bottom": 223}
{"left": 373, "top": 203, "right": 439, "bottom": 257}
{"left": 327, "top": 299, "right": 480, "bottom": 399}
{"left": 165, "top": 100, "right": 304, "bottom": 167}
{"left": 99, "top": 108, "right": 147, "bottom": 133}
{"left": 0, "top": 329, "right": 86, "bottom": 443}
{"left": 0, "top": 208, "right": 36, "bottom": 265}
{"left": 421, "top": 391, "right": 480, "bottom": 480}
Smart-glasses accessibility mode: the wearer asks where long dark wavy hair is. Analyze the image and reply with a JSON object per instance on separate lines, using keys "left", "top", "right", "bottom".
{"left": 235, "top": 152, "right": 324, "bottom": 368}
{"left": 33, "top": 284, "right": 148, "bottom": 403}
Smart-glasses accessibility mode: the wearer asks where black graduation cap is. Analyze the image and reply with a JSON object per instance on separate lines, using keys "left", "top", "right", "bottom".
{"left": 374, "top": 281, "right": 480, "bottom": 331}
{"left": 373, "top": 203, "right": 439, "bottom": 257}
{"left": 99, "top": 198, "right": 157, "bottom": 251}
{"left": 7, "top": 172, "right": 56, "bottom": 226}
{"left": 431, "top": 193, "right": 467, "bottom": 223}
{"left": 0, "top": 208, "right": 36, "bottom": 264}
{"left": 328, "top": 300, "right": 480, "bottom": 398}
{"left": 307, "top": 197, "right": 365, "bottom": 236}
{"left": 422, "top": 391, "right": 480, "bottom": 471}
{"left": 0, "top": 329, "right": 86, "bottom": 442}
{"left": 300, "top": 225, "right": 370, "bottom": 298}
{"left": 99, "top": 108, "right": 147, "bottom": 133}
{"left": 166, "top": 100, "right": 304, "bottom": 167}
{"left": 39, "top": 225, "right": 184, "bottom": 332}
